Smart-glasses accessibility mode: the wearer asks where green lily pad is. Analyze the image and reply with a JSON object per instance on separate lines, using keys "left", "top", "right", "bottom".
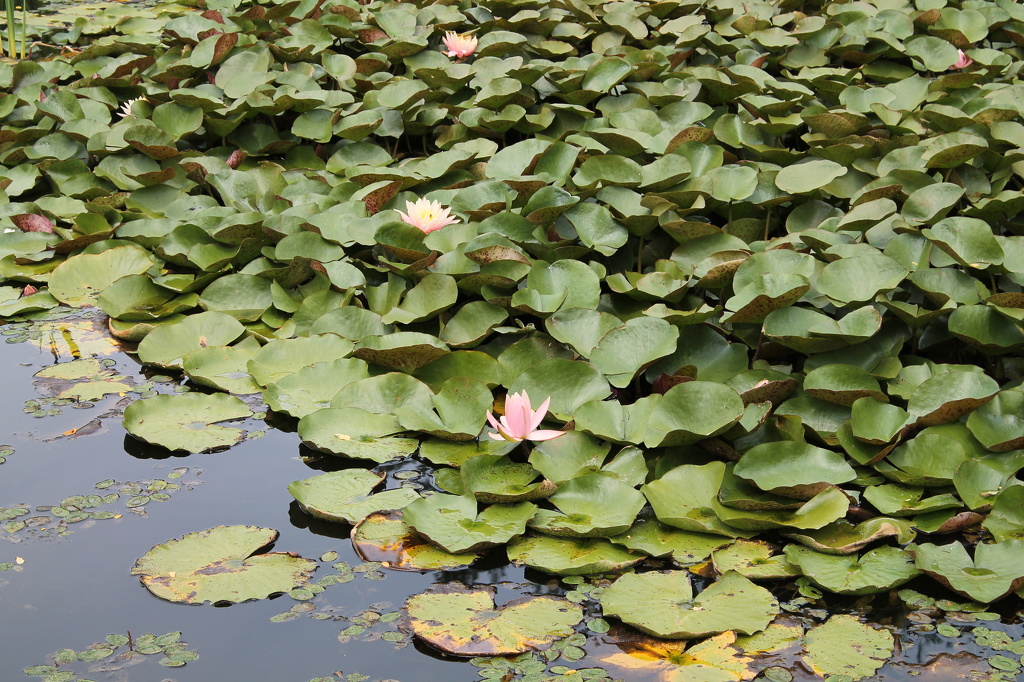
{"left": 907, "top": 369, "right": 999, "bottom": 427}
{"left": 297, "top": 407, "right": 418, "bottom": 463}
{"left": 802, "top": 615, "right": 894, "bottom": 680}
{"left": 529, "top": 474, "right": 645, "bottom": 538}
{"left": 136, "top": 311, "right": 246, "bottom": 369}
{"left": 403, "top": 494, "right": 535, "bottom": 554}
{"left": 589, "top": 317, "right": 679, "bottom": 388}
{"left": 247, "top": 335, "right": 355, "bottom": 387}
{"left": 982, "top": 486, "right": 1024, "bottom": 542}
{"left": 643, "top": 462, "right": 753, "bottom": 538}
{"left": 352, "top": 511, "right": 481, "bottom": 571}
{"left": 712, "top": 540, "right": 799, "bottom": 579}
{"left": 394, "top": 376, "right": 492, "bottom": 441}
{"left": 600, "top": 571, "right": 778, "bottom": 639}
{"left": 264, "top": 358, "right": 370, "bottom": 419}
{"left": 123, "top": 393, "right": 253, "bottom": 453}
{"left": 288, "top": 470, "right": 420, "bottom": 525}
{"left": 352, "top": 332, "right": 450, "bottom": 372}
{"left": 713, "top": 486, "right": 851, "bottom": 532}
{"left": 784, "top": 545, "right": 920, "bottom": 595}
{"left": 182, "top": 344, "right": 261, "bottom": 394}
{"left": 609, "top": 513, "right": 734, "bottom": 564}
{"left": 966, "top": 390, "right": 1024, "bottom": 451}
{"left": 733, "top": 442, "right": 856, "bottom": 499}
{"left": 506, "top": 533, "right": 646, "bottom": 576}
{"left": 460, "top": 454, "right": 555, "bottom": 504}
{"left": 49, "top": 245, "right": 155, "bottom": 306}
{"left": 401, "top": 583, "right": 582, "bottom": 656}
{"left": 131, "top": 526, "right": 316, "bottom": 604}
{"left": 850, "top": 398, "right": 909, "bottom": 445}
{"left": 784, "top": 518, "right": 917, "bottom": 555}
{"left": 644, "top": 381, "right": 745, "bottom": 447}
{"left": 911, "top": 540, "right": 1024, "bottom": 603}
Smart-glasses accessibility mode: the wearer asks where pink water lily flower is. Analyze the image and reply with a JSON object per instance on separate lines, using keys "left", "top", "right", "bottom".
{"left": 396, "top": 198, "right": 460, "bottom": 233}
{"left": 486, "top": 391, "right": 565, "bottom": 442}
{"left": 442, "top": 31, "right": 478, "bottom": 61}
{"left": 951, "top": 49, "right": 973, "bottom": 70}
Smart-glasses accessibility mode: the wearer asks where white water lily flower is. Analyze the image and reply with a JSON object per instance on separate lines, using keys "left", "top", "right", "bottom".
{"left": 118, "top": 97, "right": 145, "bottom": 119}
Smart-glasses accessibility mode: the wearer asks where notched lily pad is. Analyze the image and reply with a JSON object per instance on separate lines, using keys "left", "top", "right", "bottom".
{"left": 288, "top": 470, "right": 419, "bottom": 525}
{"left": 910, "top": 540, "right": 1024, "bottom": 603}
{"left": 803, "top": 615, "right": 894, "bottom": 680}
{"left": 131, "top": 525, "right": 316, "bottom": 604}
{"left": 600, "top": 571, "right": 778, "bottom": 639}
{"left": 401, "top": 583, "right": 583, "bottom": 656}
{"left": 784, "top": 545, "right": 920, "bottom": 595}
{"left": 352, "top": 511, "right": 481, "bottom": 571}
{"left": 123, "top": 393, "right": 253, "bottom": 453}
{"left": 507, "top": 533, "right": 646, "bottom": 576}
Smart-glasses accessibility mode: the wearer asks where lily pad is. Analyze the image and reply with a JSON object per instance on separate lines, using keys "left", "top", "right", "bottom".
{"left": 609, "top": 514, "right": 734, "bottom": 564}
{"left": 136, "top": 311, "right": 246, "bottom": 369}
{"left": 403, "top": 494, "right": 535, "bottom": 554}
{"left": 600, "top": 571, "right": 778, "bottom": 639}
{"left": 401, "top": 583, "right": 582, "bottom": 656}
{"left": 712, "top": 540, "right": 799, "bottom": 580}
{"left": 123, "top": 393, "right": 252, "bottom": 453}
{"left": 460, "top": 454, "right": 555, "bottom": 504}
{"left": 49, "top": 245, "right": 155, "bottom": 306}
{"left": 529, "top": 474, "right": 645, "bottom": 538}
{"left": 297, "top": 407, "right": 418, "bottom": 463}
{"left": 506, "top": 534, "right": 646, "bottom": 576}
{"left": 784, "top": 545, "right": 920, "bottom": 595}
{"left": 803, "top": 615, "right": 894, "bottom": 680}
{"left": 910, "top": 540, "right": 1024, "bottom": 603}
{"left": 352, "top": 511, "right": 481, "bottom": 571}
{"left": 288, "top": 470, "right": 420, "bottom": 525}
{"left": 733, "top": 442, "right": 856, "bottom": 499}
{"left": 131, "top": 526, "right": 316, "bottom": 604}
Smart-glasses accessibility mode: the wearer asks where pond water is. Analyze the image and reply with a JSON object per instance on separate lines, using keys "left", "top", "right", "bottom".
{"left": 1, "top": 310, "right": 1022, "bottom": 682}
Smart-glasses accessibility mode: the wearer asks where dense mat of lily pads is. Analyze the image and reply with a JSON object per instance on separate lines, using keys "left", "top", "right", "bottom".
{"left": 4, "top": 0, "right": 1024, "bottom": 676}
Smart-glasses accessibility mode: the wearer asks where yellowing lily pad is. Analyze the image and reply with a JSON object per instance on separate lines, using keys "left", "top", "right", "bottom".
{"left": 352, "top": 511, "right": 481, "bottom": 571}
{"left": 400, "top": 583, "right": 583, "bottom": 655}
{"left": 131, "top": 526, "right": 316, "bottom": 604}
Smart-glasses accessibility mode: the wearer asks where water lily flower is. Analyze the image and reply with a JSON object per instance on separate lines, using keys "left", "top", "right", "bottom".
{"left": 396, "top": 198, "right": 460, "bottom": 234}
{"left": 118, "top": 96, "right": 145, "bottom": 119}
{"left": 951, "top": 49, "right": 973, "bottom": 70}
{"left": 442, "top": 31, "right": 478, "bottom": 61}
{"left": 486, "top": 391, "right": 565, "bottom": 442}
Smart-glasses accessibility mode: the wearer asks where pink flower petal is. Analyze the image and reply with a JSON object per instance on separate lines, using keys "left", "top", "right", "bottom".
{"left": 485, "top": 411, "right": 500, "bottom": 430}
{"left": 504, "top": 392, "right": 528, "bottom": 438}
{"left": 529, "top": 396, "right": 551, "bottom": 432}
{"left": 527, "top": 429, "right": 565, "bottom": 441}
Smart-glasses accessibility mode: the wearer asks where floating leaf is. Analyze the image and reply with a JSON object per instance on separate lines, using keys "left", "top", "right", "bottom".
{"left": 401, "top": 584, "right": 582, "bottom": 656}
{"left": 784, "top": 546, "right": 920, "bottom": 595}
{"left": 288, "top": 470, "right": 419, "bottom": 525}
{"left": 506, "top": 534, "right": 645, "bottom": 576}
{"left": 403, "top": 494, "right": 535, "bottom": 554}
{"left": 123, "top": 393, "right": 252, "bottom": 453}
{"left": 911, "top": 540, "right": 1024, "bottom": 603}
{"left": 803, "top": 615, "right": 894, "bottom": 680}
{"left": 352, "top": 511, "right": 481, "bottom": 571}
{"left": 131, "top": 526, "right": 316, "bottom": 604}
{"left": 600, "top": 571, "right": 778, "bottom": 639}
